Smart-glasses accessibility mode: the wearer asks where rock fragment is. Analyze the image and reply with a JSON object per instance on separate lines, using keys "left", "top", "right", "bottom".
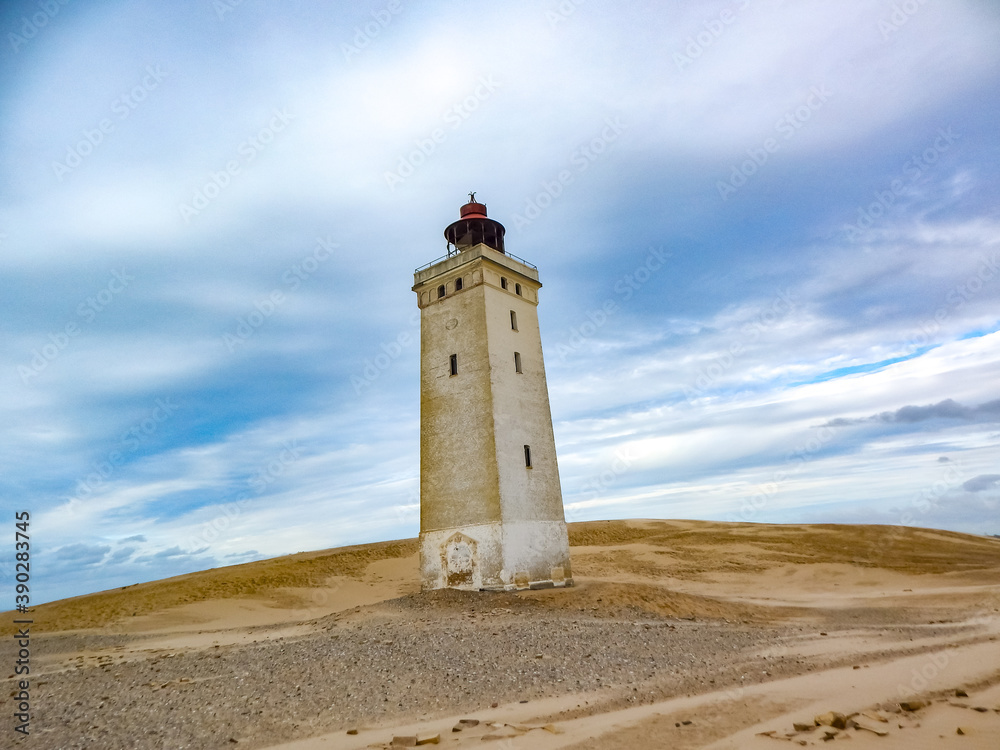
{"left": 480, "top": 725, "right": 523, "bottom": 741}
{"left": 860, "top": 709, "right": 888, "bottom": 723}
{"left": 854, "top": 721, "right": 889, "bottom": 737}
{"left": 814, "top": 711, "right": 847, "bottom": 729}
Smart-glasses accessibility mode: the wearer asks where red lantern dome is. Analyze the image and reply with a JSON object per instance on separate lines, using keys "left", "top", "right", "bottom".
{"left": 444, "top": 193, "right": 505, "bottom": 255}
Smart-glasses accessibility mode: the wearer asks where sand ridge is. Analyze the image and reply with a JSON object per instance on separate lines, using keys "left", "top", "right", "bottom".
{"left": 4, "top": 520, "right": 1000, "bottom": 748}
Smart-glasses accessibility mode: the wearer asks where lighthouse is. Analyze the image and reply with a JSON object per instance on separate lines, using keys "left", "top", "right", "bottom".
{"left": 412, "top": 195, "right": 572, "bottom": 592}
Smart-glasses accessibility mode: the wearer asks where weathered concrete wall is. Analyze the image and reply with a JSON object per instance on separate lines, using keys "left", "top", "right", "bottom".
{"left": 418, "top": 281, "right": 502, "bottom": 533}
{"left": 419, "top": 523, "right": 504, "bottom": 590}
{"left": 501, "top": 520, "right": 572, "bottom": 587}
{"left": 419, "top": 521, "right": 571, "bottom": 591}
{"left": 483, "top": 280, "right": 565, "bottom": 523}
{"left": 415, "top": 244, "right": 572, "bottom": 592}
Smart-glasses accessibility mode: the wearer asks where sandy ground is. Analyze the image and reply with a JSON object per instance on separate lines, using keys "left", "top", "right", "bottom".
{"left": 4, "top": 520, "right": 1000, "bottom": 749}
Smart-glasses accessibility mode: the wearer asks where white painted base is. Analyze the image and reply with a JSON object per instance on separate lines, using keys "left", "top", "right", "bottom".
{"left": 420, "top": 520, "right": 573, "bottom": 592}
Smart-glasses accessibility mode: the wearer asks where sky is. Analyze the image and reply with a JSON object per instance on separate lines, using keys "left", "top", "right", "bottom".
{"left": 1, "top": 0, "right": 999, "bottom": 605}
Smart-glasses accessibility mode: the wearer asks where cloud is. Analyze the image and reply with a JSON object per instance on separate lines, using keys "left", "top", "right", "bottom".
{"left": 826, "top": 398, "right": 1000, "bottom": 427}
{"left": 963, "top": 475, "right": 1000, "bottom": 493}
{"left": 5, "top": 0, "right": 1000, "bottom": 604}
{"left": 890, "top": 399, "right": 1000, "bottom": 423}
{"left": 53, "top": 543, "right": 110, "bottom": 566}
{"left": 133, "top": 545, "right": 196, "bottom": 563}
{"left": 224, "top": 549, "right": 260, "bottom": 560}
{"left": 109, "top": 546, "right": 136, "bottom": 563}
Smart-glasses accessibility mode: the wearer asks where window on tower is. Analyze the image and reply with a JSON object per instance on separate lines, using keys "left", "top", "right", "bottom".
{"left": 514, "top": 352, "right": 522, "bottom": 373}
{"left": 500, "top": 277, "right": 508, "bottom": 290}
{"left": 449, "top": 354, "right": 458, "bottom": 376}
{"left": 510, "top": 310, "right": 518, "bottom": 330}
{"left": 455, "top": 277, "right": 463, "bottom": 291}
{"left": 515, "top": 283, "right": 522, "bottom": 296}
{"left": 524, "top": 445, "right": 532, "bottom": 468}
{"left": 438, "top": 285, "right": 446, "bottom": 298}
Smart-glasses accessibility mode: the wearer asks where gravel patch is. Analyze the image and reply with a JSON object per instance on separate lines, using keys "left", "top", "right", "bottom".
{"left": 18, "top": 593, "right": 803, "bottom": 750}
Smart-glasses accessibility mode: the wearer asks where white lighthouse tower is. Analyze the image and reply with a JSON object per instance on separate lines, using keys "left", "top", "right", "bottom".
{"left": 412, "top": 195, "right": 572, "bottom": 592}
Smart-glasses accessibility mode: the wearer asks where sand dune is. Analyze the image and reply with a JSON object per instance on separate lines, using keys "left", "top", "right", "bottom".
{"left": 5, "top": 520, "right": 1000, "bottom": 748}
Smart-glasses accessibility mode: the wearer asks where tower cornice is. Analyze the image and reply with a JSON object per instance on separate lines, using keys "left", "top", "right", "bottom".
{"left": 413, "top": 243, "right": 539, "bottom": 289}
